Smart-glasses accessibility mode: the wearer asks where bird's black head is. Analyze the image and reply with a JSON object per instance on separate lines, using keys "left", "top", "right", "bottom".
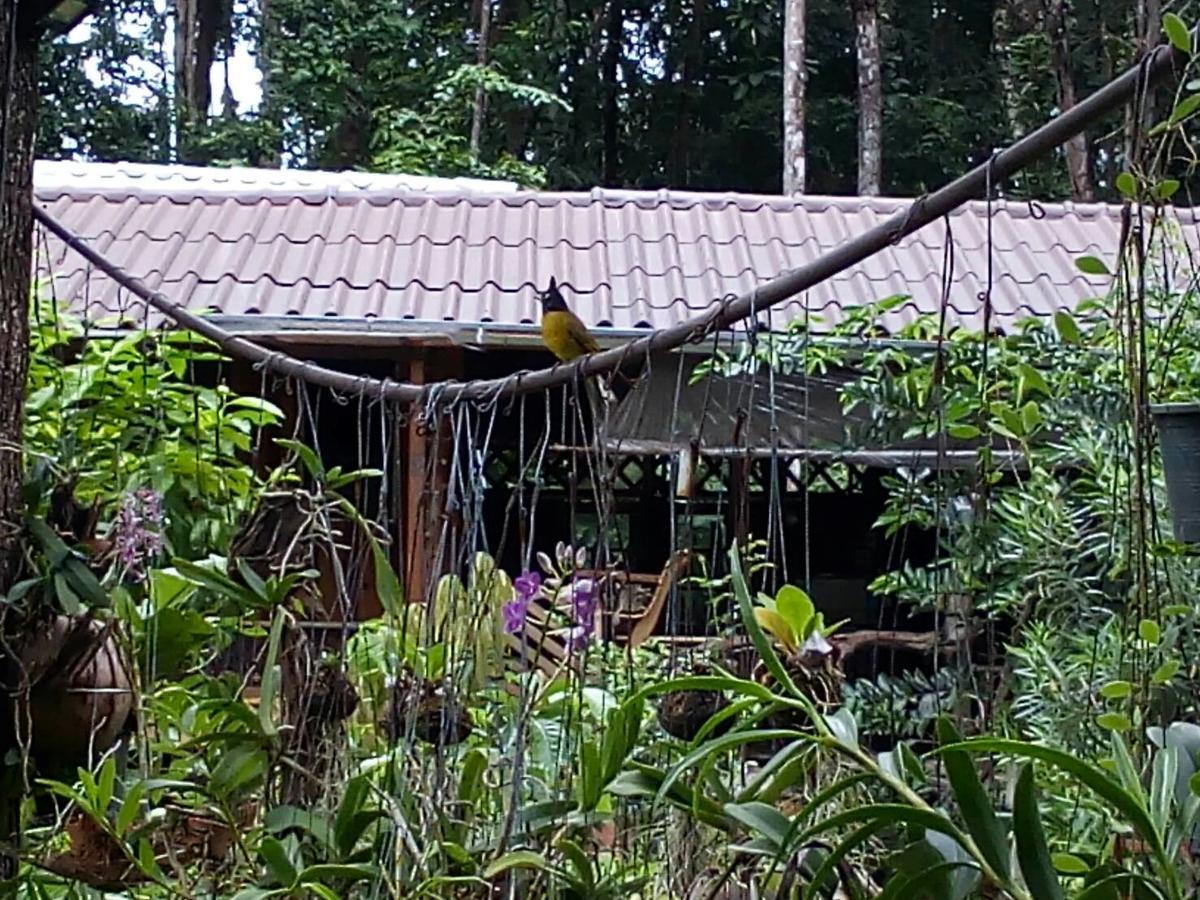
{"left": 540, "top": 277, "right": 568, "bottom": 313}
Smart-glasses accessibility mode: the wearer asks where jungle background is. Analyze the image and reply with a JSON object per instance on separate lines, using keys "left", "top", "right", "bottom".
{"left": 41, "top": 0, "right": 1179, "bottom": 199}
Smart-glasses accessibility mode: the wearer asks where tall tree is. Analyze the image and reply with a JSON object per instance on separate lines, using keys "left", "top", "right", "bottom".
{"left": 469, "top": 0, "right": 494, "bottom": 158}
{"left": 0, "top": 0, "right": 46, "bottom": 866}
{"left": 782, "top": 0, "right": 806, "bottom": 194}
{"left": 601, "top": 0, "right": 623, "bottom": 185}
{"left": 1044, "top": 0, "right": 1094, "bottom": 201}
{"left": 851, "top": 0, "right": 882, "bottom": 195}
{"left": 173, "top": 0, "right": 225, "bottom": 160}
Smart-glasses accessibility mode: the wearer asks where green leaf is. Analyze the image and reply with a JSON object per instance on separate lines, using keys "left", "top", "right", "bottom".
{"left": 1013, "top": 764, "right": 1064, "bottom": 900}
{"left": 947, "top": 424, "right": 981, "bottom": 440}
{"left": 1100, "top": 681, "right": 1133, "bottom": 700}
{"left": 936, "top": 717, "right": 1009, "bottom": 880}
{"left": 723, "top": 801, "right": 792, "bottom": 850}
{"left": 458, "top": 748, "right": 487, "bottom": 807}
{"left": 275, "top": 438, "right": 325, "bottom": 480}
{"left": 1150, "top": 746, "right": 1180, "bottom": 837}
{"left": 1051, "top": 853, "right": 1089, "bottom": 874}
{"left": 885, "top": 862, "right": 982, "bottom": 900}
{"left": 1151, "top": 660, "right": 1180, "bottom": 685}
{"left": 259, "top": 607, "right": 287, "bottom": 737}
{"left": 1168, "top": 93, "right": 1200, "bottom": 127}
{"left": 553, "top": 838, "right": 594, "bottom": 888}
{"left": 1076, "top": 256, "right": 1111, "bottom": 276}
{"left": 1164, "top": 12, "right": 1192, "bottom": 52}
{"left": 259, "top": 836, "right": 299, "bottom": 888}
{"left": 937, "top": 738, "right": 1171, "bottom": 875}
{"left": 730, "top": 543, "right": 802, "bottom": 700}
{"left": 1154, "top": 179, "right": 1181, "bottom": 201}
{"left": 334, "top": 775, "right": 373, "bottom": 858}
{"left": 1138, "top": 619, "right": 1161, "bottom": 645}
{"left": 1189, "top": 772, "right": 1200, "bottom": 797}
{"left": 209, "top": 744, "right": 268, "bottom": 798}
{"left": 1115, "top": 172, "right": 1138, "bottom": 198}
{"left": 774, "top": 584, "right": 815, "bottom": 643}
{"left": 482, "top": 850, "right": 550, "bottom": 879}
{"left": 577, "top": 739, "right": 602, "bottom": 811}
{"left": 1017, "top": 363, "right": 1051, "bottom": 399}
{"left": 1055, "top": 310, "right": 1082, "bottom": 343}
{"left": 298, "top": 863, "right": 379, "bottom": 884}
{"left": 370, "top": 539, "right": 403, "bottom": 617}
{"left": 1097, "top": 712, "right": 1132, "bottom": 732}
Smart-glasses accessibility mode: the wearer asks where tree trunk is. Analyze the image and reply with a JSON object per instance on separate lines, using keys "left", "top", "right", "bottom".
{"left": 1044, "top": 0, "right": 1094, "bottom": 201}
{"left": 0, "top": 5, "right": 38, "bottom": 591}
{"left": 0, "top": 1, "right": 42, "bottom": 867}
{"left": 669, "top": 0, "right": 704, "bottom": 186}
{"left": 256, "top": 0, "right": 282, "bottom": 166}
{"left": 469, "top": 0, "right": 495, "bottom": 158}
{"left": 1126, "top": 0, "right": 1161, "bottom": 166}
{"left": 173, "top": 0, "right": 222, "bottom": 160}
{"left": 851, "top": 0, "right": 883, "bottom": 195}
{"left": 782, "top": 0, "right": 806, "bottom": 194}
{"left": 601, "top": 0, "right": 623, "bottom": 185}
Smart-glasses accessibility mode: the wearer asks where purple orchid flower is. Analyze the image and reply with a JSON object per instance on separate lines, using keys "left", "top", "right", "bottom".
{"left": 112, "top": 487, "right": 165, "bottom": 582}
{"left": 502, "top": 570, "right": 543, "bottom": 634}
{"left": 561, "top": 577, "right": 598, "bottom": 652}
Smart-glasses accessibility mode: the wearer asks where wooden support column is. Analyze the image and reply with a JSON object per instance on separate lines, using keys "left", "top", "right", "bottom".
{"left": 401, "top": 348, "right": 463, "bottom": 605}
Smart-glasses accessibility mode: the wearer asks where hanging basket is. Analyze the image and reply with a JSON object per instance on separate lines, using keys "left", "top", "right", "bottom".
{"left": 1152, "top": 403, "right": 1200, "bottom": 543}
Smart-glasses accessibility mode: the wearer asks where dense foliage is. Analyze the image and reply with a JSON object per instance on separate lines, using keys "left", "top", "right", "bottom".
{"left": 38, "top": 0, "right": 1173, "bottom": 198}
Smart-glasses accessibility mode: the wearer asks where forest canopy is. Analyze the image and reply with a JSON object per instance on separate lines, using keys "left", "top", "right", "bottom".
{"left": 38, "top": 0, "right": 1163, "bottom": 199}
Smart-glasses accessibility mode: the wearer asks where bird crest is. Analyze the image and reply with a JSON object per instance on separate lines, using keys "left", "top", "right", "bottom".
{"left": 540, "top": 276, "right": 568, "bottom": 312}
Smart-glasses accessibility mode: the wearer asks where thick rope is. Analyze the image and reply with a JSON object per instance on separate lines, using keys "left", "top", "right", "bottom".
{"left": 33, "top": 38, "right": 1186, "bottom": 405}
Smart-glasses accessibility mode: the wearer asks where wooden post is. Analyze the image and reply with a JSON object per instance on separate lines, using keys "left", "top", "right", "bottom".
{"left": 401, "top": 348, "right": 463, "bottom": 605}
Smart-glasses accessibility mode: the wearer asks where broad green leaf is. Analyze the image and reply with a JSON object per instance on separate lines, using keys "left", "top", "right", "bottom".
{"left": 1055, "top": 310, "right": 1082, "bottom": 343}
{"left": 482, "top": 850, "right": 551, "bottom": 879}
{"left": 657, "top": 729, "right": 807, "bottom": 806}
{"left": 1096, "top": 712, "right": 1132, "bottom": 732}
{"left": 334, "top": 775, "right": 373, "bottom": 857}
{"left": 1138, "top": 619, "right": 1161, "bottom": 645}
{"left": 1152, "top": 659, "right": 1180, "bottom": 685}
{"left": 753, "top": 608, "right": 797, "bottom": 653}
{"left": 730, "top": 543, "right": 802, "bottom": 699}
{"left": 1150, "top": 747, "right": 1180, "bottom": 837}
{"left": 1076, "top": 256, "right": 1110, "bottom": 276}
{"left": 1100, "top": 681, "right": 1133, "bottom": 700}
{"left": 1164, "top": 12, "right": 1191, "bottom": 52}
{"left": 1017, "top": 363, "right": 1051, "bottom": 399}
{"left": 209, "top": 744, "right": 268, "bottom": 798}
{"left": 1155, "top": 179, "right": 1181, "bottom": 201}
{"left": 723, "top": 801, "right": 791, "bottom": 850}
{"left": 553, "top": 838, "right": 594, "bottom": 888}
{"left": 259, "top": 836, "right": 299, "bottom": 888}
{"left": 937, "top": 738, "right": 1170, "bottom": 876}
{"left": 936, "top": 717, "right": 1009, "bottom": 880}
{"left": 1013, "top": 764, "right": 1064, "bottom": 900}
{"left": 774, "top": 584, "right": 815, "bottom": 643}
{"left": 1115, "top": 172, "right": 1138, "bottom": 198}
{"left": 1051, "top": 852, "right": 1089, "bottom": 874}
{"left": 299, "top": 863, "right": 379, "bottom": 884}
{"left": 885, "top": 862, "right": 981, "bottom": 900}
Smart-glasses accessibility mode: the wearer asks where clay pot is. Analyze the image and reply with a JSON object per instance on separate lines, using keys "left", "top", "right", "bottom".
{"left": 6, "top": 613, "right": 135, "bottom": 773}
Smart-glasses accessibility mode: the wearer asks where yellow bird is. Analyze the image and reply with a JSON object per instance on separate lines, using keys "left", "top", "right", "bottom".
{"left": 539, "top": 277, "right": 600, "bottom": 362}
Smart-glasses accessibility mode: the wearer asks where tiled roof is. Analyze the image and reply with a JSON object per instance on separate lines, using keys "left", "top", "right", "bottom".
{"left": 32, "top": 160, "right": 1157, "bottom": 336}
